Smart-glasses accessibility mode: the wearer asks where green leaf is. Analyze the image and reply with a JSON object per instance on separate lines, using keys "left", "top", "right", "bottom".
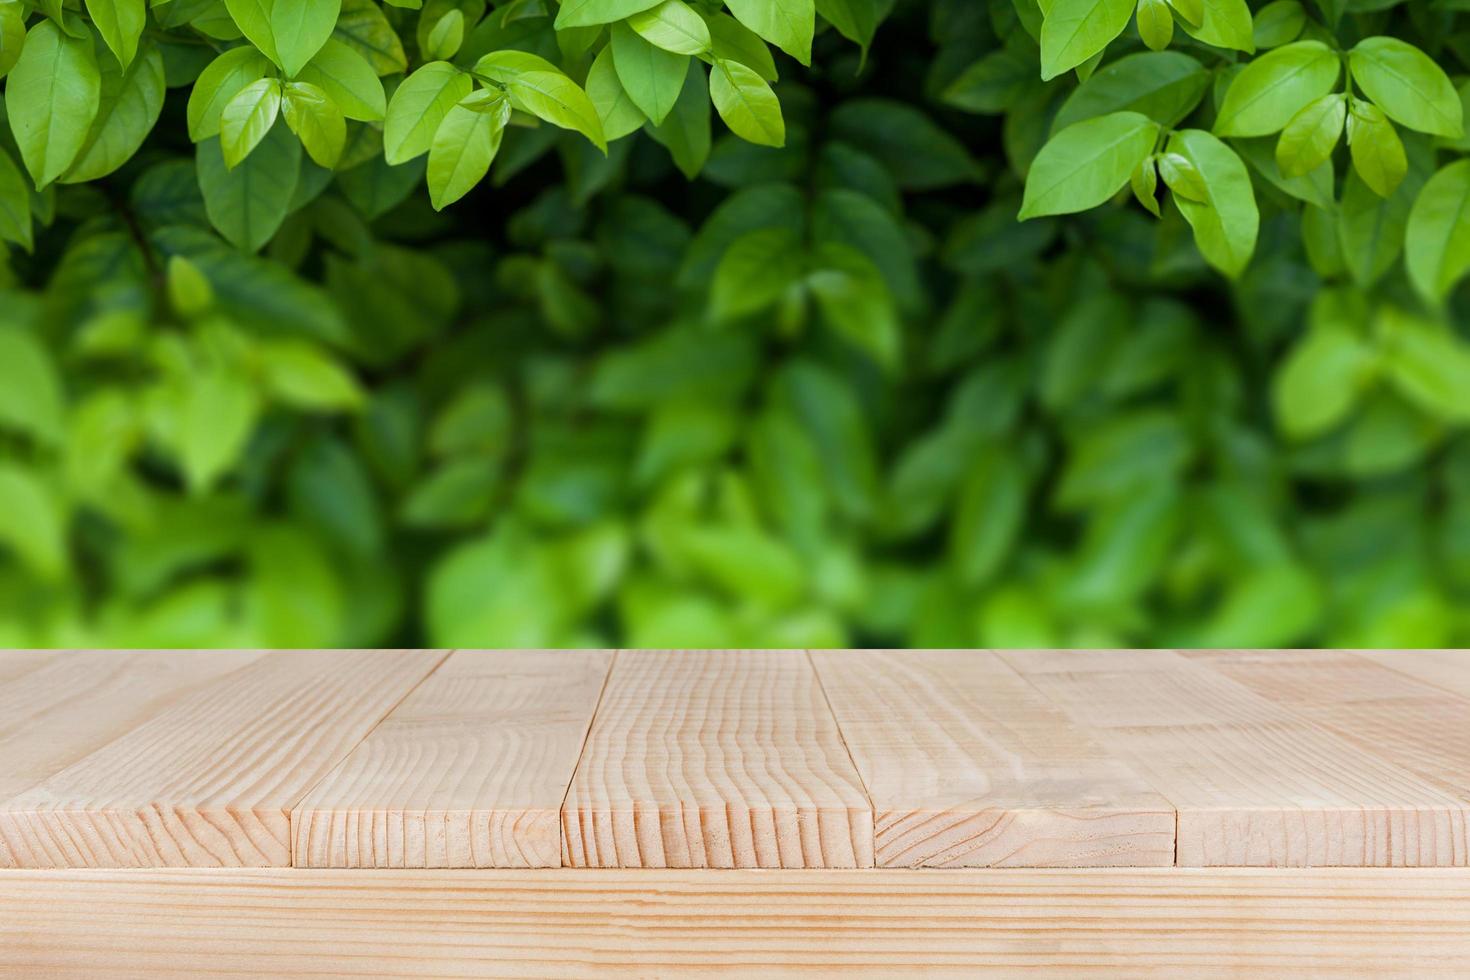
{"left": 610, "top": 20, "right": 689, "bottom": 125}
{"left": 1406, "top": 159, "right": 1470, "bottom": 304}
{"left": 1343, "top": 391, "right": 1437, "bottom": 479}
{"left": 197, "top": 117, "right": 303, "bottom": 252}
{"left": 586, "top": 44, "right": 647, "bottom": 141}
{"left": 0, "top": 327, "right": 63, "bottom": 443}
{"left": 224, "top": 0, "right": 342, "bottom": 78}
{"left": 1213, "top": 41, "right": 1339, "bottom": 137}
{"left": 1337, "top": 163, "right": 1415, "bottom": 287}
{"left": 950, "top": 444, "right": 1027, "bottom": 588}
{"left": 726, "top": 0, "right": 814, "bottom": 65}
{"left": 1167, "top": 128, "right": 1258, "bottom": 277}
{"left": 830, "top": 99, "right": 983, "bottom": 189}
{"left": 260, "top": 340, "right": 365, "bottom": 410}
{"left": 1157, "top": 151, "right": 1207, "bottom": 201}
{"left": 383, "top": 61, "right": 473, "bottom": 164}
{"left": 1062, "top": 483, "right": 1182, "bottom": 608}
{"left": 6, "top": 20, "right": 102, "bottom": 187}
{"left": 677, "top": 523, "right": 806, "bottom": 607}
{"left": 815, "top": 0, "right": 885, "bottom": 57}
{"left": 555, "top": 0, "right": 662, "bottom": 29}
{"left": 806, "top": 242, "right": 900, "bottom": 370}
{"left": 1136, "top": 0, "right": 1173, "bottom": 52}
{"left": 0, "top": 463, "right": 66, "bottom": 580}
{"left": 167, "top": 255, "right": 214, "bottom": 316}
{"left": 246, "top": 524, "right": 346, "bottom": 647}
{"left": 60, "top": 41, "right": 165, "bottom": 184}
{"left": 1191, "top": 563, "right": 1322, "bottom": 648}
{"left": 282, "top": 81, "right": 346, "bottom": 169}
{"left": 426, "top": 90, "right": 510, "bottom": 210}
{"left": 647, "top": 62, "right": 710, "bottom": 178}
{"left": 1052, "top": 51, "right": 1210, "bottom": 132}
{"left": 709, "top": 57, "right": 785, "bottom": 147}
{"left": 775, "top": 360, "right": 879, "bottom": 522}
{"left": 423, "top": 8, "right": 464, "bottom": 61}
{"left": 177, "top": 367, "right": 261, "bottom": 493}
{"left": 1347, "top": 99, "right": 1407, "bottom": 198}
{"left": 630, "top": 0, "right": 711, "bottom": 55}
{"left": 0, "top": 148, "right": 31, "bottom": 250}
{"left": 943, "top": 48, "right": 1034, "bottom": 115}
{"left": 1020, "top": 111, "right": 1160, "bottom": 219}
{"left": 1234, "top": 134, "right": 1333, "bottom": 209}
{"left": 500, "top": 66, "right": 607, "bottom": 151}
{"left": 1350, "top": 36, "right": 1463, "bottom": 139}
{"left": 1131, "top": 154, "right": 1160, "bottom": 216}
{"left": 296, "top": 39, "right": 386, "bottom": 122}
{"left": 333, "top": 0, "right": 407, "bottom": 76}
{"left": 710, "top": 225, "right": 803, "bottom": 319}
{"left": 1039, "top": 0, "right": 1134, "bottom": 81}
{"left": 1179, "top": 0, "right": 1253, "bottom": 53}
{"left": 706, "top": 12, "right": 777, "bottom": 82}
{"left": 1380, "top": 307, "right": 1470, "bottom": 422}
{"left": 1252, "top": 0, "right": 1305, "bottom": 49}
{"left": 1275, "top": 92, "right": 1344, "bottom": 179}
{"left": 84, "top": 0, "right": 144, "bottom": 68}
{"left": 220, "top": 77, "right": 283, "bottom": 169}
{"left": 187, "top": 47, "right": 275, "bottom": 142}
{"left": 427, "top": 527, "right": 564, "bottom": 646}
{"left": 1273, "top": 321, "right": 1374, "bottom": 439}
{"left": 0, "top": 1, "right": 25, "bottom": 79}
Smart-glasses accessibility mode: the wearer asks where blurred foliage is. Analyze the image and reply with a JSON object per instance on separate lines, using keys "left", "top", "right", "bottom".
{"left": 1, "top": 0, "right": 1470, "bottom": 648}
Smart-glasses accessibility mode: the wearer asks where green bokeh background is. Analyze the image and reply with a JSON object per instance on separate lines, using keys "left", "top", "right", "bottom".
{"left": 2, "top": 0, "right": 1469, "bottom": 649}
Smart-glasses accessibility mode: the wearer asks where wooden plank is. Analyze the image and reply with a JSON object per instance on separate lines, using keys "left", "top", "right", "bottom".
{"left": 998, "top": 649, "right": 1470, "bottom": 867}
{"left": 0, "top": 651, "right": 56, "bottom": 685}
{"left": 0, "top": 650, "right": 446, "bottom": 868}
{"left": 562, "top": 650, "right": 873, "bottom": 868}
{"left": 2, "top": 868, "right": 1468, "bottom": 977}
{"left": 1188, "top": 650, "right": 1470, "bottom": 805}
{"left": 0, "top": 651, "right": 264, "bottom": 801}
{"left": 810, "top": 649, "right": 1175, "bottom": 868}
{"left": 293, "top": 649, "right": 612, "bottom": 868}
{"left": 1359, "top": 650, "right": 1470, "bottom": 698}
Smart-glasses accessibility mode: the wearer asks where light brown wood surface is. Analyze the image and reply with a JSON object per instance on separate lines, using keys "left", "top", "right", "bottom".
{"left": 562, "top": 650, "right": 873, "bottom": 868}
{"left": 293, "top": 649, "right": 611, "bottom": 868}
{"left": 1187, "top": 649, "right": 1470, "bottom": 806}
{"left": 3, "top": 867, "right": 1468, "bottom": 977}
{"left": 1360, "top": 649, "right": 1470, "bottom": 697}
{"left": 0, "top": 648, "right": 1468, "bottom": 873}
{"left": 997, "top": 649, "right": 1470, "bottom": 866}
{"left": 810, "top": 649, "right": 1174, "bottom": 867}
{"left": 0, "top": 650, "right": 56, "bottom": 685}
{"left": 0, "top": 650, "right": 445, "bottom": 868}
{"left": 0, "top": 651, "right": 264, "bottom": 801}
{"left": 4, "top": 649, "right": 1470, "bottom": 975}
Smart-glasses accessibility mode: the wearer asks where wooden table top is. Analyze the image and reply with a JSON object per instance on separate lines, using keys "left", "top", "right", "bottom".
{"left": 2, "top": 648, "right": 1468, "bottom": 871}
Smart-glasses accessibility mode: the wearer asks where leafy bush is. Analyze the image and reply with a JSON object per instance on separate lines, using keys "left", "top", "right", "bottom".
{"left": 1, "top": 0, "right": 1468, "bottom": 648}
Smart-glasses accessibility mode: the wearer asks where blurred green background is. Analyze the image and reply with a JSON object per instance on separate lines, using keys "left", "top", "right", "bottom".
{"left": 2, "top": 0, "right": 1469, "bottom": 649}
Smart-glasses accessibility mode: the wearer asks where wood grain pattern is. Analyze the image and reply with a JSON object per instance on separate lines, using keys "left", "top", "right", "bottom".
{"left": 562, "top": 650, "right": 873, "bottom": 868}
{"left": 1187, "top": 650, "right": 1470, "bottom": 805}
{"left": 293, "top": 649, "right": 612, "bottom": 868}
{"left": 0, "top": 650, "right": 446, "bottom": 868}
{"left": 3, "top": 867, "right": 1468, "bottom": 977}
{"left": 1359, "top": 649, "right": 1470, "bottom": 698}
{"left": 0, "top": 651, "right": 55, "bottom": 685}
{"left": 0, "top": 651, "right": 264, "bottom": 802}
{"left": 810, "top": 649, "right": 1175, "bottom": 868}
{"left": 997, "top": 649, "right": 1470, "bottom": 867}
